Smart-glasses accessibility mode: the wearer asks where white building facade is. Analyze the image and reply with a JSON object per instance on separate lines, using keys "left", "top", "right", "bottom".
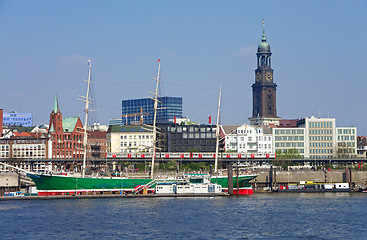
{"left": 107, "top": 125, "right": 153, "bottom": 153}
{"left": 336, "top": 127, "right": 357, "bottom": 158}
{"left": 272, "top": 128, "right": 305, "bottom": 158}
{"left": 225, "top": 124, "right": 273, "bottom": 154}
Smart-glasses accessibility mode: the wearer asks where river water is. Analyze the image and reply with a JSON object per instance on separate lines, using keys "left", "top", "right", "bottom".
{"left": 1, "top": 193, "right": 367, "bottom": 239}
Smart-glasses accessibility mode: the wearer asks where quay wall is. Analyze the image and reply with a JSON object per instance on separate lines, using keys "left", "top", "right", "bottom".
{"left": 0, "top": 173, "right": 20, "bottom": 195}
{"left": 253, "top": 170, "right": 367, "bottom": 186}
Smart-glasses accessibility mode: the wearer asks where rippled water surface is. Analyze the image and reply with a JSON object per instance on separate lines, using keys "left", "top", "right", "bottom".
{"left": 1, "top": 193, "right": 367, "bottom": 239}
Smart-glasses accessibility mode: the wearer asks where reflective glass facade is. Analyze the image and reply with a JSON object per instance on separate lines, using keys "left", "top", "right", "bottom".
{"left": 121, "top": 97, "right": 182, "bottom": 125}
{"left": 3, "top": 112, "right": 32, "bottom": 127}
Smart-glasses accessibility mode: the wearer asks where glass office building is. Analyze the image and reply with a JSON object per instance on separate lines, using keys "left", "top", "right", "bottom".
{"left": 3, "top": 112, "right": 33, "bottom": 127}
{"left": 121, "top": 97, "right": 182, "bottom": 125}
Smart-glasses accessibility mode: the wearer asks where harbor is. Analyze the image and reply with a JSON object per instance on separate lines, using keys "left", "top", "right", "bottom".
{"left": 2, "top": 165, "right": 367, "bottom": 198}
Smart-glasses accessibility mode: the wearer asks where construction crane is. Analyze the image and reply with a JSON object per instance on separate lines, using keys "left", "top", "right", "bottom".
{"left": 121, "top": 106, "right": 149, "bottom": 125}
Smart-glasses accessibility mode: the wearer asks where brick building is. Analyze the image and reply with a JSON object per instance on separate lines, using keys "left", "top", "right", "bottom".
{"left": 49, "top": 94, "right": 84, "bottom": 159}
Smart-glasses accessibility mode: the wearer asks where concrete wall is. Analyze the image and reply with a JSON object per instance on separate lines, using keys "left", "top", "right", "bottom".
{"left": 254, "top": 170, "right": 367, "bottom": 185}
{"left": 0, "top": 173, "right": 19, "bottom": 187}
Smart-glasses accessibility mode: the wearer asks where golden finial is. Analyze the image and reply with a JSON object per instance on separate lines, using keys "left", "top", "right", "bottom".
{"left": 262, "top": 18, "right": 265, "bottom": 25}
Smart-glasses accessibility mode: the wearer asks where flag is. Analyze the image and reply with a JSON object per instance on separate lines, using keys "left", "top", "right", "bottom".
{"left": 157, "top": 59, "right": 161, "bottom": 62}
{"left": 174, "top": 116, "right": 176, "bottom": 124}
{"left": 209, "top": 116, "right": 211, "bottom": 124}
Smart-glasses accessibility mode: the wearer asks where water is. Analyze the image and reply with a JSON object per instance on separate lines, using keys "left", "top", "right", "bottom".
{"left": 1, "top": 193, "right": 367, "bottom": 239}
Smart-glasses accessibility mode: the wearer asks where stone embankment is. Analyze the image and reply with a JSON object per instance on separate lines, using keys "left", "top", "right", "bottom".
{"left": 252, "top": 169, "right": 367, "bottom": 190}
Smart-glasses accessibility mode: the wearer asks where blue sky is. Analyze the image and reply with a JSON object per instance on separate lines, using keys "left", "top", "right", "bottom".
{"left": 1, "top": 1, "right": 367, "bottom": 134}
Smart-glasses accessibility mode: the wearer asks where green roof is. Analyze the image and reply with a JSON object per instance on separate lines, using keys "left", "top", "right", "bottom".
{"left": 62, "top": 117, "right": 79, "bottom": 132}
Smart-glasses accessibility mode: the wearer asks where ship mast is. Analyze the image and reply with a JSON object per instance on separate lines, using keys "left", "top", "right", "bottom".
{"left": 150, "top": 61, "right": 161, "bottom": 179}
{"left": 214, "top": 85, "right": 222, "bottom": 173}
{"left": 80, "top": 59, "right": 92, "bottom": 178}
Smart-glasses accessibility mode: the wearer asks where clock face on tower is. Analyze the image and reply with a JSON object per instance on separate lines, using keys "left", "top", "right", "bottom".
{"left": 266, "top": 72, "right": 273, "bottom": 81}
{"left": 256, "top": 72, "right": 261, "bottom": 81}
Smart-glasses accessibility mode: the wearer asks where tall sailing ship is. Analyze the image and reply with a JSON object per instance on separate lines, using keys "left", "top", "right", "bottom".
{"left": 25, "top": 60, "right": 256, "bottom": 196}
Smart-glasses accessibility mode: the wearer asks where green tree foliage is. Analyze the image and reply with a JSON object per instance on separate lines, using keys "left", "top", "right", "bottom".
{"left": 276, "top": 149, "right": 301, "bottom": 159}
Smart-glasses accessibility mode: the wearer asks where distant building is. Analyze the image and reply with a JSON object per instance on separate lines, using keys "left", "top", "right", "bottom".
{"left": 0, "top": 125, "right": 48, "bottom": 159}
{"left": 336, "top": 127, "right": 357, "bottom": 158}
{"left": 224, "top": 124, "right": 273, "bottom": 154}
{"left": 107, "top": 125, "right": 153, "bottom": 154}
{"left": 357, "top": 136, "right": 367, "bottom": 158}
{"left": 87, "top": 130, "right": 107, "bottom": 159}
{"left": 156, "top": 123, "right": 217, "bottom": 152}
{"left": 3, "top": 111, "right": 32, "bottom": 127}
{"left": 49, "top": 94, "right": 85, "bottom": 159}
{"left": 303, "top": 117, "right": 336, "bottom": 159}
{"left": 121, "top": 97, "right": 182, "bottom": 125}
{"left": 272, "top": 128, "right": 306, "bottom": 157}
{"left": 272, "top": 116, "right": 357, "bottom": 159}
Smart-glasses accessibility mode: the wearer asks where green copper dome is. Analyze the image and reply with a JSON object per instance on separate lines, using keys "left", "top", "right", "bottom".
{"left": 257, "top": 41, "right": 270, "bottom": 53}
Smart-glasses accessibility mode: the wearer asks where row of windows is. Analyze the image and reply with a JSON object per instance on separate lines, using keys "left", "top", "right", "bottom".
{"left": 3, "top": 113, "right": 31, "bottom": 118}
{"left": 310, "top": 155, "right": 332, "bottom": 159}
{"left": 0, "top": 152, "right": 9, "bottom": 158}
{"left": 4, "top": 121, "right": 32, "bottom": 126}
{"left": 274, "top": 136, "right": 304, "bottom": 141}
{"left": 338, "top": 136, "right": 355, "bottom": 141}
{"left": 337, "top": 129, "right": 355, "bottom": 135}
{"left": 1, "top": 146, "right": 9, "bottom": 150}
{"left": 52, "top": 134, "right": 82, "bottom": 141}
{"left": 120, "top": 141, "right": 151, "bottom": 147}
{"left": 309, "top": 121, "right": 333, "bottom": 128}
{"left": 53, "top": 150, "right": 83, "bottom": 158}
{"left": 12, "top": 139, "right": 45, "bottom": 144}
{"left": 168, "top": 127, "right": 216, "bottom": 133}
{"left": 120, "top": 149, "right": 152, "bottom": 153}
{"left": 237, "top": 143, "right": 271, "bottom": 149}
{"left": 310, "top": 142, "right": 332, "bottom": 148}
{"left": 53, "top": 142, "right": 82, "bottom": 149}
{"left": 3, "top": 117, "right": 31, "bottom": 121}
{"left": 310, "top": 136, "right": 332, "bottom": 141}
{"left": 120, "top": 135, "right": 152, "bottom": 140}
{"left": 309, "top": 129, "right": 332, "bottom": 135}
{"left": 310, "top": 149, "right": 332, "bottom": 154}
{"left": 227, "top": 144, "right": 258, "bottom": 150}
{"left": 12, "top": 151, "right": 46, "bottom": 158}
{"left": 237, "top": 129, "right": 260, "bottom": 134}
{"left": 338, "top": 149, "right": 355, "bottom": 153}
{"left": 13, "top": 145, "right": 45, "bottom": 150}
{"left": 275, "top": 142, "right": 304, "bottom": 148}
{"left": 183, "top": 133, "right": 216, "bottom": 139}
{"left": 337, "top": 142, "right": 355, "bottom": 147}
{"left": 274, "top": 129, "right": 304, "bottom": 135}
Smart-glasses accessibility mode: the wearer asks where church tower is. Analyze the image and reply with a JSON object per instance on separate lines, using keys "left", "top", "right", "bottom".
{"left": 249, "top": 21, "right": 280, "bottom": 126}
{"left": 49, "top": 93, "right": 63, "bottom": 133}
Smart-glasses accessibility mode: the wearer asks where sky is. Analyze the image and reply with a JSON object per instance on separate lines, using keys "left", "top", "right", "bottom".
{"left": 0, "top": 1, "right": 367, "bottom": 134}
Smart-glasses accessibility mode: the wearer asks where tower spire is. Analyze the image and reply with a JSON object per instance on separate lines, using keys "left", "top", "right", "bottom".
{"left": 53, "top": 92, "right": 59, "bottom": 113}
{"left": 262, "top": 19, "right": 266, "bottom": 42}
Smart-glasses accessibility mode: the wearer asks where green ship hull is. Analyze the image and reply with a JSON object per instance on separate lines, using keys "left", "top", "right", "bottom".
{"left": 210, "top": 175, "right": 257, "bottom": 195}
{"left": 27, "top": 173, "right": 257, "bottom": 196}
{"left": 27, "top": 173, "right": 153, "bottom": 196}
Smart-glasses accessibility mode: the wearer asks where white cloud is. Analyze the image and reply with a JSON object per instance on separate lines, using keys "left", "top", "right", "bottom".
{"left": 57, "top": 55, "right": 88, "bottom": 64}
{"left": 234, "top": 45, "right": 257, "bottom": 56}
